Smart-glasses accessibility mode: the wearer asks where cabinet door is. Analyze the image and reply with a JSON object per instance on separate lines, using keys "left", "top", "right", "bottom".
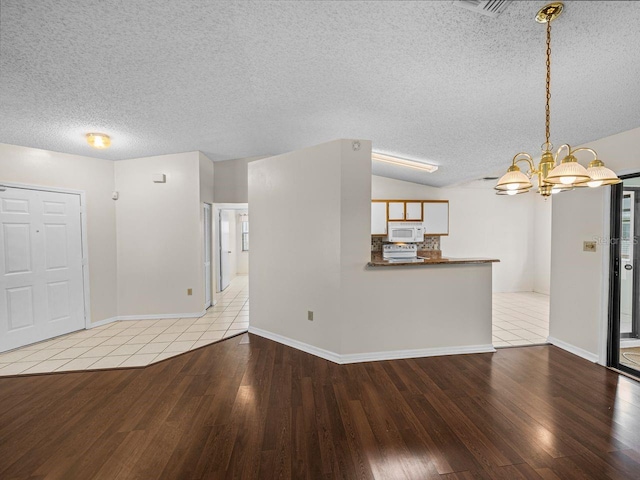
{"left": 405, "top": 202, "right": 422, "bottom": 221}
{"left": 371, "top": 202, "right": 387, "bottom": 235}
{"left": 388, "top": 202, "right": 405, "bottom": 221}
{"left": 423, "top": 202, "right": 449, "bottom": 235}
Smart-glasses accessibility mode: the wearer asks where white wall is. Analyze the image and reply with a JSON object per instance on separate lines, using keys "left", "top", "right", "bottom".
{"left": 372, "top": 175, "right": 536, "bottom": 293}
{"left": 213, "top": 156, "right": 267, "bottom": 204}
{"left": 533, "top": 195, "right": 552, "bottom": 295}
{"left": 115, "top": 152, "right": 205, "bottom": 317}
{"left": 250, "top": 140, "right": 494, "bottom": 361}
{"left": 0, "top": 143, "right": 118, "bottom": 324}
{"left": 236, "top": 210, "right": 249, "bottom": 275}
{"left": 550, "top": 126, "right": 640, "bottom": 363}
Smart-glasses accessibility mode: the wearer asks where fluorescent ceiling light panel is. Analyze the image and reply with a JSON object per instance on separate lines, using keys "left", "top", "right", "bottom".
{"left": 372, "top": 152, "right": 438, "bottom": 173}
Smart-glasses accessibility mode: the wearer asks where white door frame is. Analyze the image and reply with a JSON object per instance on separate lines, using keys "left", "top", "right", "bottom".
{"left": 0, "top": 181, "right": 92, "bottom": 329}
{"left": 203, "top": 203, "right": 212, "bottom": 309}
{"left": 213, "top": 203, "right": 248, "bottom": 293}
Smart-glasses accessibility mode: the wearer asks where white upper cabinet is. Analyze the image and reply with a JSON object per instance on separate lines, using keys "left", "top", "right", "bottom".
{"left": 371, "top": 202, "right": 387, "bottom": 235}
{"left": 423, "top": 201, "right": 449, "bottom": 235}
{"left": 405, "top": 202, "right": 422, "bottom": 221}
{"left": 388, "top": 202, "right": 405, "bottom": 220}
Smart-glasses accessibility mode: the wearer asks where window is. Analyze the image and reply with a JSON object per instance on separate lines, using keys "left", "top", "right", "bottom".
{"left": 241, "top": 220, "right": 249, "bottom": 251}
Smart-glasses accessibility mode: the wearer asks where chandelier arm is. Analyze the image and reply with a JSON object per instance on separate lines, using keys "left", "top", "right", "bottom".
{"left": 512, "top": 152, "right": 535, "bottom": 175}
{"left": 571, "top": 147, "right": 599, "bottom": 163}
{"left": 554, "top": 144, "right": 571, "bottom": 162}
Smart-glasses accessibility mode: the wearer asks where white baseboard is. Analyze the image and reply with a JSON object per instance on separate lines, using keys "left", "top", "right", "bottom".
{"left": 87, "top": 310, "right": 207, "bottom": 329}
{"left": 248, "top": 327, "right": 341, "bottom": 363}
{"left": 87, "top": 316, "right": 118, "bottom": 329}
{"left": 339, "top": 344, "right": 496, "bottom": 364}
{"left": 248, "top": 326, "right": 496, "bottom": 365}
{"left": 547, "top": 336, "right": 599, "bottom": 363}
{"left": 621, "top": 339, "right": 640, "bottom": 348}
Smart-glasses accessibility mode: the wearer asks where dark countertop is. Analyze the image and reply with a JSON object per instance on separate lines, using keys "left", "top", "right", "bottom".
{"left": 367, "top": 257, "right": 500, "bottom": 267}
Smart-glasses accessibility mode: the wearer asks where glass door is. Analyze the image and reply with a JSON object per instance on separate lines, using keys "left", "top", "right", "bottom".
{"left": 609, "top": 178, "right": 640, "bottom": 375}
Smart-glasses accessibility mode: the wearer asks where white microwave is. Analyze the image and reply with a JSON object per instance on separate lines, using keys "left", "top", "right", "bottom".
{"left": 387, "top": 222, "right": 424, "bottom": 243}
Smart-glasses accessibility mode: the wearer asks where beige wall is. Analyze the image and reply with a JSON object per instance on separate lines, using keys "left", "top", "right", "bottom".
{"left": 371, "top": 175, "right": 537, "bottom": 293}
{"left": 0, "top": 143, "right": 117, "bottom": 323}
{"left": 115, "top": 152, "right": 205, "bottom": 317}
{"left": 550, "top": 127, "right": 640, "bottom": 362}
{"left": 213, "top": 156, "right": 267, "bottom": 204}
{"left": 249, "top": 141, "right": 343, "bottom": 353}
{"left": 533, "top": 195, "right": 552, "bottom": 295}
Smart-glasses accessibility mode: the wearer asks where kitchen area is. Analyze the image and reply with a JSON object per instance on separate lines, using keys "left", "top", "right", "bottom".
{"left": 368, "top": 198, "right": 499, "bottom": 267}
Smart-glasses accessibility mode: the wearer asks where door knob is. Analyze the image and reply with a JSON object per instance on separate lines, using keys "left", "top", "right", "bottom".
{"left": 625, "top": 264, "right": 633, "bottom": 270}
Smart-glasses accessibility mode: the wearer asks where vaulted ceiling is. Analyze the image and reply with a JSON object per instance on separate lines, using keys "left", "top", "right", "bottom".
{"left": 1, "top": 0, "right": 640, "bottom": 186}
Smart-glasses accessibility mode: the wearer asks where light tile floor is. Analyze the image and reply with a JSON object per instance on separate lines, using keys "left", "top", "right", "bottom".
{"left": 492, "top": 291, "right": 550, "bottom": 348}
{"left": 0, "top": 275, "right": 249, "bottom": 376}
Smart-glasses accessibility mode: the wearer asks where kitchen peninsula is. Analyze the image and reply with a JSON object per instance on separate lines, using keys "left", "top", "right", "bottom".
{"left": 249, "top": 139, "right": 499, "bottom": 365}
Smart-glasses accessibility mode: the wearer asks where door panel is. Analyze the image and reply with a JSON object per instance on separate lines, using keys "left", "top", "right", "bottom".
{"left": 0, "top": 187, "right": 85, "bottom": 352}
{"left": 6, "top": 286, "right": 34, "bottom": 330}
{"left": 371, "top": 202, "right": 387, "bottom": 235}
{"left": 3, "top": 223, "right": 31, "bottom": 273}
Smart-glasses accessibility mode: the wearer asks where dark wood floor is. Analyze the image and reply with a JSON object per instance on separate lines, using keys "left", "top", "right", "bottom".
{"left": 1, "top": 335, "right": 640, "bottom": 479}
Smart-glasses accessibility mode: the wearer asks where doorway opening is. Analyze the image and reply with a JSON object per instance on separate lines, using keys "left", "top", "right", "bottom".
{"left": 214, "top": 203, "right": 248, "bottom": 293}
{"left": 608, "top": 175, "right": 640, "bottom": 375}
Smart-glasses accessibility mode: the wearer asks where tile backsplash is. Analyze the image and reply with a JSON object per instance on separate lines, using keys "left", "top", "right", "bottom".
{"left": 371, "top": 236, "right": 440, "bottom": 252}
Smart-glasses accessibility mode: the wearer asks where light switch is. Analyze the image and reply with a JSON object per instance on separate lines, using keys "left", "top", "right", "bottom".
{"left": 583, "top": 241, "right": 597, "bottom": 252}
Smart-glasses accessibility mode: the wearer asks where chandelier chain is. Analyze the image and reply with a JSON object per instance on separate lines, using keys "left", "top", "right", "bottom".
{"left": 545, "top": 14, "right": 552, "bottom": 148}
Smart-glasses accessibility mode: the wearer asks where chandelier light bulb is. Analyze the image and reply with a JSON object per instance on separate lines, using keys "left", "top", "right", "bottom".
{"left": 506, "top": 183, "right": 520, "bottom": 191}
{"left": 587, "top": 180, "right": 604, "bottom": 188}
{"left": 507, "top": 190, "right": 518, "bottom": 196}
{"left": 559, "top": 176, "right": 576, "bottom": 185}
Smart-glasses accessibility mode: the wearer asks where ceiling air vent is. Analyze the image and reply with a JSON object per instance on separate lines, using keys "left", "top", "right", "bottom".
{"left": 482, "top": 176, "right": 499, "bottom": 181}
{"left": 453, "top": 0, "right": 513, "bottom": 18}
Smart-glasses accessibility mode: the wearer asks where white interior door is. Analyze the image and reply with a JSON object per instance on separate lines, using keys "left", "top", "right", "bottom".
{"left": 204, "top": 204, "right": 212, "bottom": 308}
{"left": 0, "top": 187, "right": 85, "bottom": 352}
{"left": 219, "top": 210, "right": 231, "bottom": 291}
{"left": 621, "top": 192, "right": 635, "bottom": 334}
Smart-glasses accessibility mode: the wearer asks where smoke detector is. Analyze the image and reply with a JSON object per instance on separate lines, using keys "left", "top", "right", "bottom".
{"left": 453, "top": 0, "right": 513, "bottom": 18}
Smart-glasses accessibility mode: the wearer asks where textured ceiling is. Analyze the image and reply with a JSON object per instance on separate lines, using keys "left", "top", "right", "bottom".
{"left": 1, "top": 1, "right": 640, "bottom": 186}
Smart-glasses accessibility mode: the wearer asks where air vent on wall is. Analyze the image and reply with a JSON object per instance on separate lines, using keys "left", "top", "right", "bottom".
{"left": 453, "top": 0, "right": 513, "bottom": 18}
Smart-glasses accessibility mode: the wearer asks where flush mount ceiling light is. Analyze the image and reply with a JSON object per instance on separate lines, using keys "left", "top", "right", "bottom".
{"left": 372, "top": 152, "right": 438, "bottom": 173}
{"left": 86, "top": 132, "right": 111, "bottom": 149}
{"left": 495, "top": 2, "right": 620, "bottom": 197}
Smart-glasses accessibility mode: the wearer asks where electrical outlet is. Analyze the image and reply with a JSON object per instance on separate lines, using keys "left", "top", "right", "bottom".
{"left": 583, "top": 241, "right": 597, "bottom": 253}
{"left": 187, "top": 288, "right": 193, "bottom": 296}
{"left": 307, "top": 310, "right": 314, "bottom": 321}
